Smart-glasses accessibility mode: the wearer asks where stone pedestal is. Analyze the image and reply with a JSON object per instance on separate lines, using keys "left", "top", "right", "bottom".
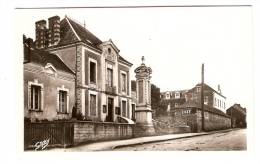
{"left": 134, "top": 56, "right": 155, "bottom": 137}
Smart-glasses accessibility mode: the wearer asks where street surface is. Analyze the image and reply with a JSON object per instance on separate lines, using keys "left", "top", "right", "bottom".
{"left": 114, "top": 129, "right": 246, "bottom": 151}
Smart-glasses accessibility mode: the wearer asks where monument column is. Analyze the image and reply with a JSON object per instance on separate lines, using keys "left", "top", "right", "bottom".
{"left": 134, "top": 56, "right": 155, "bottom": 137}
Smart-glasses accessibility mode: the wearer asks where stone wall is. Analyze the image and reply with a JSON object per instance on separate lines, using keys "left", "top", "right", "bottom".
{"left": 197, "top": 110, "right": 231, "bottom": 131}
{"left": 172, "top": 107, "right": 231, "bottom": 132}
{"left": 153, "top": 114, "right": 191, "bottom": 134}
{"left": 24, "top": 63, "right": 75, "bottom": 121}
{"left": 73, "top": 121, "right": 134, "bottom": 144}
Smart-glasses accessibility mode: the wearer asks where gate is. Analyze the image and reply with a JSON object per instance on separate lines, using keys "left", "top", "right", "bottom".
{"left": 24, "top": 122, "right": 74, "bottom": 150}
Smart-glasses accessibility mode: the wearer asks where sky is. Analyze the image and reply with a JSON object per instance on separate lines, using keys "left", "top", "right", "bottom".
{"left": 15, "top": 6, "right": 253, "bottom": 111}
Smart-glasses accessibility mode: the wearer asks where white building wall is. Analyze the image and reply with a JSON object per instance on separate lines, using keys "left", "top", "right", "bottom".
{"left": 213, "top": 92, "right": 226, "bottom": 112}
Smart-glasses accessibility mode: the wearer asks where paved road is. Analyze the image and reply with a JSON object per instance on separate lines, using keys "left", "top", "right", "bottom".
{"left": 114, "top": 129, "right": 247, "bottom": 151}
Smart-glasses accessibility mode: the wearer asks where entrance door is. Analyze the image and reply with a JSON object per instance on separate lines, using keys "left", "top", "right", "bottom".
{"left": 131, "top": 104, "right": 135, "bottom": 121}
{"left": 107, "top": 98, "right": 114, "bottom": 122}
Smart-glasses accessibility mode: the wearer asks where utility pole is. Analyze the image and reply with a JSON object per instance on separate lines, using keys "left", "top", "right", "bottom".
{"left": 201, "top": 63, "right": 205, "bottom": 131}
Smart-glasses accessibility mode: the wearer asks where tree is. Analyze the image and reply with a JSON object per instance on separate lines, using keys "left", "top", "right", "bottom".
{"left": 151, "top": 83, "right": 160, "bottom": 110}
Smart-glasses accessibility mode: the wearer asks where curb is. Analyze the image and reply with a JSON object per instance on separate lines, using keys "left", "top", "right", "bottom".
{"left": 112, "top": 128, "right": 235, "bottom": 150}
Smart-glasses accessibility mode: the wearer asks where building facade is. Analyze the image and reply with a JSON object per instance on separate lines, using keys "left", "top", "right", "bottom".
{"left": 158, "top": 83, "right": 231, "bottom": 132}
{"left": 23, "top": 36, "right": 75, "bottom": 121}
{"left": 226, "top": 104, "right": 247, "bottom": 128}
{"left": 25, "top": 15, "right": 134, "bottom": 123}
{"left": 160, "top": 90, "right": 188, "bottom": 113}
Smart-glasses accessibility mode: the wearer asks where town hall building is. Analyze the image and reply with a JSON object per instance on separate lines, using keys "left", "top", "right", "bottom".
{"left": 24, "top": 15, "right": 134, "bottom": 123}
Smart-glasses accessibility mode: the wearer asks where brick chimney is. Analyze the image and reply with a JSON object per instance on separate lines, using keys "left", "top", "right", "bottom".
{"left": 218, "top": 84, "right": 221, "bottom": 94}
{"left": 35, "top": 20, "right": 48, "bottom": 49}
{"left": 48, "top": 16, "right": 60, "bottom": 46}
{"left": 23, "top": 35, "right": 34, "bottom": 63}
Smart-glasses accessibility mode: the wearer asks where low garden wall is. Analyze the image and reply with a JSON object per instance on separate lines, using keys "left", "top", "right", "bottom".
{"left": 73, "top": 121, "right": 134, "bottom": 144}
{"left": 24, "top": 121, "right": 134, "bottom": 149}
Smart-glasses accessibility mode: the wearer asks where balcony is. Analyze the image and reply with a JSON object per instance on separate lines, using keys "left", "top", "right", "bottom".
{"left": 105, "top": 84, "right": 117, "bottom": 95}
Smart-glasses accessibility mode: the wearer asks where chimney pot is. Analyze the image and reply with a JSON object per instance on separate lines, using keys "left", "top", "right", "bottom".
{"left": 218, "top": 84, "right": 221, "bottom": 94}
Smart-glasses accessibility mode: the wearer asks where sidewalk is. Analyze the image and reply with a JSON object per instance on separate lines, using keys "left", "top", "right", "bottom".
{"left": 49, "top": 129, "right": 234, "bottom": 151}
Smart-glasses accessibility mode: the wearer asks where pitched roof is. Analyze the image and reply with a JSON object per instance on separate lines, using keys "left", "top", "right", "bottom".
{"left": 51, "top": 16, "right": 102, "bottom": 51}
{"left": 66, "top": 17, "right": 102, "bottom": 49}
{"left": 190, "top": 83, "right": 226, "bottom": 98}
{"left": 47, "top": 15, "right": 132, "bottom": 66}
{"left": 24, "top": 49, "right": 75, "bottom": 74}
{"left": 118, "top": 55, "right": 133, "bottom": 66}
{"left": 161, "top": 90, "right": 189, "bottom": 94}
{"left": 226, "top": 104, "right": 246, "bottom": 115}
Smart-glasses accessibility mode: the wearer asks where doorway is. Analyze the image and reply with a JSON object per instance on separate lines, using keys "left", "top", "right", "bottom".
{"left": 107, "top": 98, "right": 114, "bottom": 122}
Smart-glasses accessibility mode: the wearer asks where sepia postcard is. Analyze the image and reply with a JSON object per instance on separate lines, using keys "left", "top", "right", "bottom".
{"left": 3, "top": 0, "right": 260, "bottom": 164}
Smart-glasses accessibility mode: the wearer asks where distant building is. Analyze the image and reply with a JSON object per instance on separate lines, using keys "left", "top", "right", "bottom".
{"left": 226, "top": 104, "right": 247, "bottom": 128}
{"left": 185, "top": 84, "right": 227, "bottom": 112}
{"left": 24, "top": 15, "right": 134, "bottom": 123}
{"left": 160, "top": 90, "right": 188, "bottom": 113}
{"left": 23, "top": 35, "right": 75, "bottom": 121}
{"left": 158, "top": 83, "right": 231, "bottom": 132}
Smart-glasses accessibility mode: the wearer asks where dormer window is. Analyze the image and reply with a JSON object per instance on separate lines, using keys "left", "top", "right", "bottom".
{"left": 175, "top": 92, "right": 180, "bottom": 99}
{"left": 166, "top": 92, "right": 170, "bottom": 99}
{"left": 197, "top": 86, "right": 201, "bottom": 92}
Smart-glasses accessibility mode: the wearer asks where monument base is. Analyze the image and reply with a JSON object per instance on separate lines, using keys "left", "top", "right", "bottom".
{"left": 134, "top": 123, "right": 155, "bottom": 137}
{"left": 134, "top": 107, "right": 155, "bottom": 137}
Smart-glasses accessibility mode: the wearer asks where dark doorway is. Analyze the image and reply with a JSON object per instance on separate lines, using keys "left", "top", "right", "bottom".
{"left": 132, "top": 104, "right": 136, "bottom": 121}
{"left": 107, "top": 98, "right": 114, "bottom": 122}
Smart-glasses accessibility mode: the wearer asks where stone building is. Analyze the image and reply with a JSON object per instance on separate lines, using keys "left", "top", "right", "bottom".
{"left": 25, "top": 15, "right": 134, "bottom": 123}
{"left": 23, "top": 35, "right": 75, "bottom": 121}
{"left": 226, "top": 104, "right": 247, "bottom": 128}
{"left": 160, "top": 90, "right": 188, "bottom": 113}
{"left": 158, "top": 83, "right": 231, "bottom": 132}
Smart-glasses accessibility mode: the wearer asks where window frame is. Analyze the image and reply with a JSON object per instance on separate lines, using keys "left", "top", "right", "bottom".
{"left": 28, "top": 80, "right": 44, "bottom": 112}
{"left": 106, "top": 64, "right": 113, "bottom": 87}
{"left": 121, "top": 99, "right": 127, "bottom": 117}
{"left": 166, "top": 92, "right": 170, "bottom": 99}
{"left": 120, "top": 70, "right": 127, "bottom": 93}
{"left": 89, "top": 58, "right": 97, "bottom": 85}
{"left": 175, "top": 92, "right": 180, "bottom": 99}
{"left": 89, "top": 90, "right": 98, "bottom": 117}
{"left": 57, "top": 86, "right": 69, "bottom": 114}
{"left": 197, "top": 86, "right": 201, "bottom": 92}
{"left": 204, "top": 96, "right": 208, "bottom": 105}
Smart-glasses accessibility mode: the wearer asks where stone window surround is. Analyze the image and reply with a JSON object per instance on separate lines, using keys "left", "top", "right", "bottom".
{"left": 28, "top": 79, "right": 44, "bottom": 111}
{"left": 57, "top": 85, "right": 69, "bottom": 114}
{"left": 120, "top": 70, "right": 127, "bottom": 94}
{"left": 106, "top": 63, "right": 114, "bottom": 87}
{"left": 88, "top": 57, "right": 97, "bottom": 87}
{"left": 88, "top": 90, "right": 98, "bottom": 117}
{"left": 121, "top": 97, "right": 128, "bottom": 117}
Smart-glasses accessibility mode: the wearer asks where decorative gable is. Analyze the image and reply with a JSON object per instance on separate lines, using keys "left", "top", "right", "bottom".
{"left": 44, "top": 63, "right": 57, "bottom": 76}
{"left": 100, "top": 39, "right": 120, "bottom": 63}
{"left": 105, "top": 46, "right": 117, "bottom": 62}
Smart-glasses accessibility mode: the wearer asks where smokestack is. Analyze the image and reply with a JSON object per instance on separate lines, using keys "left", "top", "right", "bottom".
{"left": 35, "top": 20, "right": 47, "bottom": 49}
{"left": 218, "top": 84, "right": 221, "bottom": 94}
{"left": 48, "top": 16, "right": 60, "bottom": 46}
